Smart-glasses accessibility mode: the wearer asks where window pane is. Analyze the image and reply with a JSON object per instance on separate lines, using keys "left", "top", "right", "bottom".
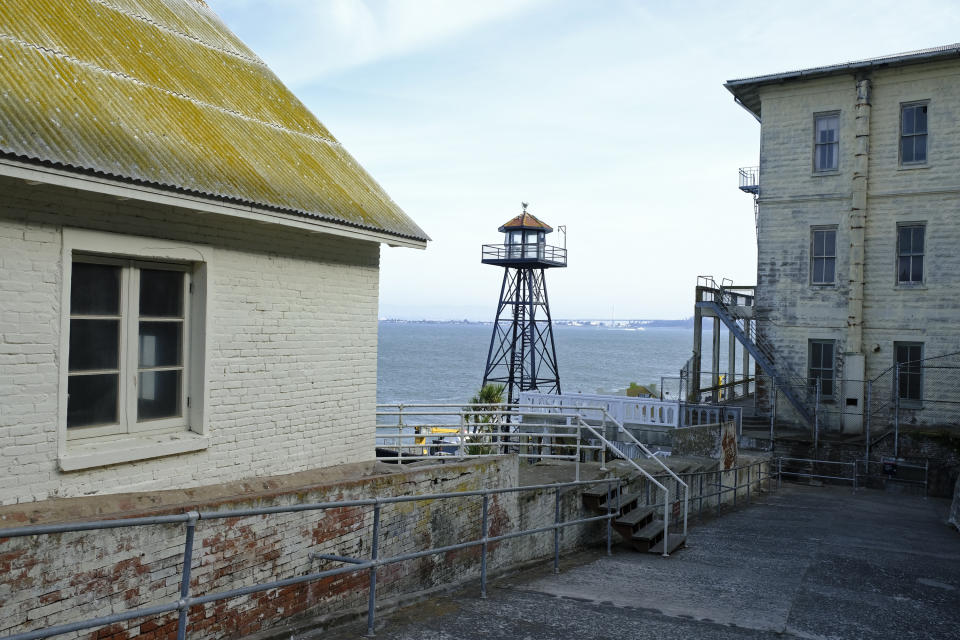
{"left": 902, "top": 107, "right": 915, "bottom": 135}
{"left": 916, "top": 105, "right": 927, "bottom": 133}
{"left": 914, "top": 135, "right": 927, "bottom": 162}
{"left": 901, "top": 138, "right": 914, "bottom": 163}
{"left": 71, "top": 263, "right": 120, "bottom": 316}
{"left": 813, "top": 231, "right": 824, "bottom": 256}
{"left": 138, "top": 370, "right": 181, "bottom": 421}
{"left": 812, "top": 259, "right": 824, "bottom": 283}
{"left": 824, "top": 258, "right": 835, "bottom": 284}
{"left": 912, "top": 227, "right": 924, "bottom": 253}
{"left": 824, "top": 230, "right": 835, "bottom": 256}
{"left": 811, "top": 342, "right": 822, "bottom": 367}
{"left": 898, "top": 257, "right": 911, "bottom": 282}
{"left": 821, "top": 376, "right": 833, "bottom": 397}
{"left": 899, "top": 227, "right": 911, "bottom": 254}
{"left": 67, "top": 373, "right": 119, "bottom": 427}
{"left": 69, "top": 319, "right": 119, "bottom": 371}
{"left": 139, "top": 321, "right": 182, "bottom": 368}
{"left": 912, "top": 256, "right": 923, "bottom": 282}
{"left": 822, "top": 342, "right": 833, "bottom": 362}
{"left": 140, "top": 269, "right": 184, "bottom": 317}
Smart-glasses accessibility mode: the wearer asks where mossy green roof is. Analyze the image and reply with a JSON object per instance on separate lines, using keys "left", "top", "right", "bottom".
{"left": 0, "top": 0, "right": 428, "bottom": 243}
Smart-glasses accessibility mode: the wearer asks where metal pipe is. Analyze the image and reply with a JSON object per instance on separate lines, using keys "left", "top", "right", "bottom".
{"left": 894, "top": 365, "right": 901, "bottom": 458}
{"left": 553, "top": 488, "right": 561, "bottom": 573}
{"left": 176, "top": 512, "right": 198, "bottom": 640}
{"left": 366, "top": 504, "right": 381, "bottom": 637}
{"left": 480, "top": 495, "right": 489, "bottom": 598}
{"left": 605, "top": 484, "right": 612, "bottom": 556}
{"left": 662, "top": 487, "right": 670, "bottom": 558}
{"left": 312, "top": 553, "right": 366, "bottom": 565}
{"left": 865, "top": 380, "right": 872, "bottom": 463}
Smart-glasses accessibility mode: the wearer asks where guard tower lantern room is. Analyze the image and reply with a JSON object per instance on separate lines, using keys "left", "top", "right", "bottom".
{"left": 481, "top": 204, "right": 566, "bottom": 405}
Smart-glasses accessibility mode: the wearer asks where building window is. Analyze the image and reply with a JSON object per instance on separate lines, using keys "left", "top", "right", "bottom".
{"left": 897, "top": 224, "right": 924, "bottom": 284}
{"left": 900, "top": 102, "right": 928, "bottom": 165}
{"left": 814, "top": 113, "right": 839, "bottom": 172}
{"left": 68, "top": 257, "right": 190, "bottom": 436}
{"left": 809, "top": 340, "right": 835, "bottom": 397}
{"left": 811, "top": 227, "right": 836, "bottom": 285}
{"left": 895, "top": 342, "right": 923, "bottom": 403}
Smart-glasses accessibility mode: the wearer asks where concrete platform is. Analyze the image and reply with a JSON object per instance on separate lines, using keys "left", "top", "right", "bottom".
{"left": 317, "top": 484, "right": 960, "bottom": 640}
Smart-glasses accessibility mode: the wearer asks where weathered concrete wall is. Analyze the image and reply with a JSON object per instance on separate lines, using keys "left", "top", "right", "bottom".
{"left": 753, "top": 59, "right": 960, "bottom": 429}
{"left": 0, "top": 177, "right": 381, "bottom": 505}
{"left": 671, "top": 422, "right": 738, "bottom": 470}
{"left": 0, "top": 456, "right": 621, "bottom": 639}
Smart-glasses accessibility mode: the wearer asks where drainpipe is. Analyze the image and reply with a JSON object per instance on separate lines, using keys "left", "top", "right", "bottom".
{"left": 843, "top": 76, "right": 870, "bottom": 434}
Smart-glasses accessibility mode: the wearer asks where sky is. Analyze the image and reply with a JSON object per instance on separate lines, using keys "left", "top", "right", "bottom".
{"left": 210, "top": 0, "right": 960, "bottom": 321}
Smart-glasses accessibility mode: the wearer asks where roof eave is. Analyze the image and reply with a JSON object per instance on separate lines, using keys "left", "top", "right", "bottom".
{"left": 0, "top": 157, "right": 429, "bottom": 249}
{"left": 724, "top": 44, "right": 960, "bottom": 122}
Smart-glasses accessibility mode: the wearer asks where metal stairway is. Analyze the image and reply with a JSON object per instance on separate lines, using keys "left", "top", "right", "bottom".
{"left": 696, "top": 290, "right": 815, "bottom": 428}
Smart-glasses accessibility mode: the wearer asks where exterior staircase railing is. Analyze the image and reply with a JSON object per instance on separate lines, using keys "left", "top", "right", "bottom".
{"left": 695, "top": 277, "right": 815, "bottom": 427}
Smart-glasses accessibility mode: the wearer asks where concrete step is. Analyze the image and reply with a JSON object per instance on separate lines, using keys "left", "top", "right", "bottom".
{"left": 599, "top": 489, "right": 643, "bottom": 515}
{"left": 630, "top": 520, "right": 665, "bottom": 552}
{"left": 582, "top": 482, "right": 620, "bottom": 511}
{"left": 649, "top": 534, "right": 687, "bottom": 555}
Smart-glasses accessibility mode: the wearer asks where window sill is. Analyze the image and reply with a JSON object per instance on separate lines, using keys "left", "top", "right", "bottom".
{"left": 810, "top": 170, "right": 840, "bottom": 177}
{"left": 897, "top": 164, "right": 929, "bottom": 171}
{"left": 895, "top": 283, "right": 926, "bottom": 290}
{"left": 59, "top": 431, "right": 208, "bottom": 471}
{"left": 810, "top": 283, "right": 837, "bottom": 288}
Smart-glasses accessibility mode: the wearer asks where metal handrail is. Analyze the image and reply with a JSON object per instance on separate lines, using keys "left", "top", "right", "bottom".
{"left": 600, "top": 408, "right": 689, "bottom": 537}
{"left": 0, "top": 478, "right": 622, "bottom": 640}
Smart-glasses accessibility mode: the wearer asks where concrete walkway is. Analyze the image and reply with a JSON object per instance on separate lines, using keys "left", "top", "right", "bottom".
{"left": 321, "top": 484, "right": 959, "bottom": 640}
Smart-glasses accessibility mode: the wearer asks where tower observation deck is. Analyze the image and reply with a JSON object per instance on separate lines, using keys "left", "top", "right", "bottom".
{"left": 481, "top": 204, "right": 565, "bottom": 405}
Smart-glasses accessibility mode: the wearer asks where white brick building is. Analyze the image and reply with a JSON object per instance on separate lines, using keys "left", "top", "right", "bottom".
{"left": 0, "top": 0, "right": 428, "bottom": 504}
{"left": 725, "top": 44, "right": 960, "bottom": 433}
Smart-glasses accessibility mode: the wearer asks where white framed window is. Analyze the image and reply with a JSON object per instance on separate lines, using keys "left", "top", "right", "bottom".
{"left": 810, "top": 227, "right": 836, "bottom": 285}
{"left": 67, "top": 257, "right": 190, "bottom": 438}
{"left": 59, "top": 229, "right": 209, "bottom": 470}
{"left": 813, "top": 112, "right": 839, "bottom": 172}
{"left": 896, "top": 223, "right": 925, "bottom": 284}
{"left": 808, "top": 339, "right": 835, "bottom": 398}
{"left": 900, "top": 102, "right": 928, "bottom": 165}
{"left": 895, "top": 342, "right": 923, "bottom": 405}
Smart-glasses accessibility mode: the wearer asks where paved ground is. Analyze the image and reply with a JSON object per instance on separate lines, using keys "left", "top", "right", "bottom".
{"left": 319, "top": 484, "right": 960, "bottom": 640}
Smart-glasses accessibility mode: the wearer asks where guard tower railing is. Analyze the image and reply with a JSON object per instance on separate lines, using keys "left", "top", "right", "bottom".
{"left": 480, "top": 243, "right": 567, "bottom": 267}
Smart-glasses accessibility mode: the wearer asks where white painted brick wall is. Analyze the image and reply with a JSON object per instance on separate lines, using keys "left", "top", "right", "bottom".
{"left": 0, "top": 176, "right": 383, "bottom": 504}
{"left": 753, "top": 60, "right": 960, "bottom": 426}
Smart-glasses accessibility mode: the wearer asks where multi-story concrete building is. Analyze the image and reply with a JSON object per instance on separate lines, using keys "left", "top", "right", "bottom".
{"left": 716, "top": 45, "right": 960, "bottom": 434}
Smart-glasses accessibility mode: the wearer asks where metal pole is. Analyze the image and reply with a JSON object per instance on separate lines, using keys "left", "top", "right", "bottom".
{"left": 176, "top": 512, "right": 199, "bottom": 640}
{"left": 865, "top": 380, "right": 872, "bottom": 464}
{"left": 698, "top": 472, "right": 703, "bottom": 519}
{"left": 894, "top": 365, "right": 901, "bottom": 459}
{"left": 769, "top": 380, "right": 775, "bottom": 451}
{"left": 600, "top": 414, "right": 607, "bottom": 471}
{"left": 747, "top": 464, "right": 751, "bottom": 503}
{"left": 814, "top": 378, "right": 821, "bottom": 452}
{"left": 606, "top": 483, "right": 612, "bottom": 556}
{"left": 553, "top": 488, "right": 561, "bottom": 573}
{"left": 717, "top": 470, "right": 721, "bottom": 516}
{"left": 574, "top": 419, "right": 581, "bottom": 482}
{"left": 662, "top": 487, "right": 670, "bottom": 558}
{"left": 365, "top": 504, "right": 381, "bottom": 638}
{"left": 459, "top": 411, "right": 465, "bottom": 460}
{"left": 480, "top": 495, "right": 489, "bottom": 598}
{"left": 777, "top": 457, "right": 782, "bottom": 490}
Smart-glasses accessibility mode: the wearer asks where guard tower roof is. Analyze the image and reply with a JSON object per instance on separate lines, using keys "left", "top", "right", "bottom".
{"left": 498, "top": 211, "right": 553, "bottom": 233}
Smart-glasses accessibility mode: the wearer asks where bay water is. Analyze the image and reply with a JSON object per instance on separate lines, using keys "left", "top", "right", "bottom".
{"left": 376, "top": 322, "right": 730, "bottom": 407}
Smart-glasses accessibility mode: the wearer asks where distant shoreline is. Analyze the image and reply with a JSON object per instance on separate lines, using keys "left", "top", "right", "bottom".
{"left": 379, "top": 318, "right": 695, "bottom": 328}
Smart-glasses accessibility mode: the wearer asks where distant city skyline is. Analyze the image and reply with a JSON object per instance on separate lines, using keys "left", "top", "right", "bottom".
{"left": 213, "top": 0, "right": 960, "bottom": 320}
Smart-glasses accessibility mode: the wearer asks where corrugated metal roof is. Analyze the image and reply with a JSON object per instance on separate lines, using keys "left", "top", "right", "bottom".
{"left": 725, "top": 43, "right": 960, "bottom": 120}
{"left": 0, "top": 0, "right": 428, "bottom": 243}
{"left": 498, "top": 212, "right": 552, "bottom": 232}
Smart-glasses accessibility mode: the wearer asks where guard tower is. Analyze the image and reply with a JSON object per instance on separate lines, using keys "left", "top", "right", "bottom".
{"left": 481, "top": 204, "right": 566, "bottom": 405}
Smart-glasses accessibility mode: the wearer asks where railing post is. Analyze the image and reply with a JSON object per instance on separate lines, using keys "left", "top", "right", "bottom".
{"left": 894, "top": 365, "right": 901, "bottom": 459}
{"left": 698, "top": 472, "right": 703, "bottom": 519}
{"left": 865, "top": 380, "right": 872, "bottom": 464}
{"left": 365, "top": 503, "right": 381, "bottom": 638}
{"left": 716, "top": 470, "right": 721, "bottom": 516}
{"left": 747, "top": 464, "right": 751, "bottom": 504}
{"left": 606, "top": 483, "right": 613, "bottom": 556}
{"left": 769, "top": 380, "right": 776, "bottom": 452}
{"left": 574, "top": 419, "right": 582, "bottom": 482}
{"left": 480, "top": 494, "right": 489, "bottom": 598}
{"left": 599, "top": 413, "right": 607, "bottom": 471}
{"left": 397, "top": 404, "right": 404, "bottom": 457}
{"left": 777, "top": 457, "right": 782, "bottom": 490}
{"left": 662, "top": 487, "right": 670, "bottom": 558}
{"left": 814, "top": 378, "right": 821, "bottom": 452}
{"left": 553, "top": 487, "right": 562, "bottom": 573}
{"left": 459, "top": 410, "right": 466, "bottom": 460}
{"left": 176, "top": 511, "right": 199, "bottom": 640}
